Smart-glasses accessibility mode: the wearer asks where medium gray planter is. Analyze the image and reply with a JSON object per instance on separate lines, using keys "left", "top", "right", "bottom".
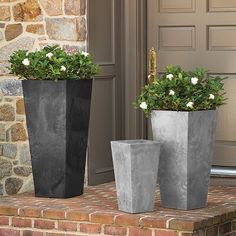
{"left": 111, "top": 140, "right": 161, "bottom": 213}
{"left": 151, "top": 110, "right": 217, "bottom": 210}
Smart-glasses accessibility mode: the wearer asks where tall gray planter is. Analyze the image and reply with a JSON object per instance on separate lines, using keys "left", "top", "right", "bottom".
{"left": 22, "top": 80, "right": 92, "bottom": 198}
{"left": 111, "top": 140, "right": 161, "bottom": 213}
{"left": 151, "top": 110, "right": 217, "bottom": 210}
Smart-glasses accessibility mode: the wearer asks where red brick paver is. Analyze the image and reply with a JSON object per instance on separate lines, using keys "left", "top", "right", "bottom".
{"left": 0, "top": 182, "right": 235, "bottom": 235}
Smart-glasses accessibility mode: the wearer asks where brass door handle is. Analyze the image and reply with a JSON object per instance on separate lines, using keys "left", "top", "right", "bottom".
{"left": 148, "top": 47, "right": 157, "bottom": 84}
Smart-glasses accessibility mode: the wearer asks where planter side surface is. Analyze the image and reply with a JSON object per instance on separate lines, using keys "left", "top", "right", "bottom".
{"left": 151, "top": 110, "right": 217, "bottom": 210}
{"left": 22, "top": 80, "right": 92, "bottom": 198}
{"left": 111, "top": 140, "right": 161, "bottom": 213}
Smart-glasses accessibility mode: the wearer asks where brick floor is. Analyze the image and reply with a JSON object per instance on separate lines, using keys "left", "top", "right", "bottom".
{"left": 0, "top": 182, "right": 235, "bottom": 235}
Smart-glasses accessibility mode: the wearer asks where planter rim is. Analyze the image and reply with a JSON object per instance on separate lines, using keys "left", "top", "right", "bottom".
{"left": 152, "top": 109, "right": 216, "bottom": 114}
{"left": 22, "top": 79, "right": 93, "bottom": 82}
{"left": 111, "top": 139, "right": 161, "bottom": 146}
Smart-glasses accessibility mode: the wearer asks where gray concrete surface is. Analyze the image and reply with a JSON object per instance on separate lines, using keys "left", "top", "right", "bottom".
{"left": 111, "top": 140, "right": 161, "bottom": 213}
{"left": 151, "top": 110, "right": 217, "bottom": 210}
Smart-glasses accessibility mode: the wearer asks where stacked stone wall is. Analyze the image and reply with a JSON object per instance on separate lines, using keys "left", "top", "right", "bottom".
{"left": 0, "top": 0, "right": 87, "bottom": 196}
{"left": 0, "top": 78, "right": 32, "bottom": 195}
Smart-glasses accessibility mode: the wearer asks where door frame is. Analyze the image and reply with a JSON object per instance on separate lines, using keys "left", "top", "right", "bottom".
{"left": 86, "top": 0, "right": 148, "bottom": 184}
{"left": 87, "top": 0, "right": 148, "bottom": 139}
{"left": 121, "top": 0, "right": 147, "bottom": 139}
{"left": 87, "top": 0, "right": 236, "bottom": 184}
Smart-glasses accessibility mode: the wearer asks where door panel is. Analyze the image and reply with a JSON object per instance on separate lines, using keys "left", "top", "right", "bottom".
{"left": 88, "top": 0, "right": 122, "bottom": 184}
{"left": 159, "top": 0, "right": 196, "bottom": 13}
{"left": 148, "top": 0, "right": 236, "bottom": 167}
{"left": 159, "top": 26, "right": 196, "bottom": 51}
{"left": 208, "top": 0, "right": 236, "bottom": 12}
{"left": 88, "top": 77, "right": 117, "bottom": 184}
{"left": 89, "top": 0, "right": 114, "bottom": 64}
{"left": 208, "top": 26, "right": 236, "bottom": 50}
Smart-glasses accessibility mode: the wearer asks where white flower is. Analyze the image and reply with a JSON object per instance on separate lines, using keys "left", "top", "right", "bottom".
{"left": 166, "top": 74, "right": 174, "bottom": 80}
{"left": 169, "top": 90, "right": 175, "bottom": 96}
{"left": 186, "top": 102, "right": 194, "bottom": 109}
{"left": 22, "top": 58, "right": 30, "bottom": 66}
{"left": 140, "top": 102, "right": 148, "bottom": 110}
{"left": 81, "top": 51, "right": 89, "bottom": 57}
{"left": 60, "top": 65, "right": 66, "bottom": 72}
{"left": 191, "top": 77, "right": 198, "bottom": 85}
{"left": 209, "top": 94, "right": 215, "bottom": 100}
{"left": 46, "top": 52, "right": 53, "bottom": 59}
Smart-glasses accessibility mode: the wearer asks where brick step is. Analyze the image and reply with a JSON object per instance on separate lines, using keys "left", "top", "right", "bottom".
{"left": 0, "top": 182, "right": 235, "bottom": 235}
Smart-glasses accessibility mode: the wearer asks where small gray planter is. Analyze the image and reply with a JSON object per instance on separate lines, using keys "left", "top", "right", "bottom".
{"left": 111, "top": 140, "right": 161, "bottom": 213}
{"left": 151, "top": 110, "right": 217, "bottom": 210}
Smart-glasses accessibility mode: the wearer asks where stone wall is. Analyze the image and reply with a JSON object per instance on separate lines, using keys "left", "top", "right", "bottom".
{"left": 0, "top": 0, "right": 87, "bottom": 196}
{"left": 0, "top": 76, "right": 33, "bottom": 195}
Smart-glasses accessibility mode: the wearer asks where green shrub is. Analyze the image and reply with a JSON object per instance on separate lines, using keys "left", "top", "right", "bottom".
{"left": 135, "top": 65, "right": 227, "bottom": 117}
{"left": 8, "top": 45, "right": 98, "bottom": 81}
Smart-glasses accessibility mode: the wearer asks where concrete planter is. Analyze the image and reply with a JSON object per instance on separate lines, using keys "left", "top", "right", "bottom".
{"left": 22, "top": 80, "right": 92, "bottom": 198}
{"left": 111, "top": 140, "right": 161, "bottom": 213}
{"left": 151, "top": 110, "right": 217, "bottom": 210}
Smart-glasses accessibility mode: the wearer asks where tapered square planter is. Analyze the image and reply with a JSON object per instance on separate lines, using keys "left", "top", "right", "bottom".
{"left": 111, "top": 140, "right": 161, "bottom": 213}
{"left": 151, "top": 110, "right": 217, "bottom": 210}
{"left": 22, "top": 80, "right": 92, "bottom": 198}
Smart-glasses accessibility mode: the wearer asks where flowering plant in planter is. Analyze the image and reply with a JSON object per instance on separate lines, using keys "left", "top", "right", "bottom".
{"left": 135, "top": 64, "right": 227, "bottom": 210}
{"left": 8, "top": 45, "right": 98, "bottom": 80}
{"left": 7, "top": 45, "right": 98, "bottom": 199}
{"left": 135, "top": 65, "right": 226, "bottom": 117}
